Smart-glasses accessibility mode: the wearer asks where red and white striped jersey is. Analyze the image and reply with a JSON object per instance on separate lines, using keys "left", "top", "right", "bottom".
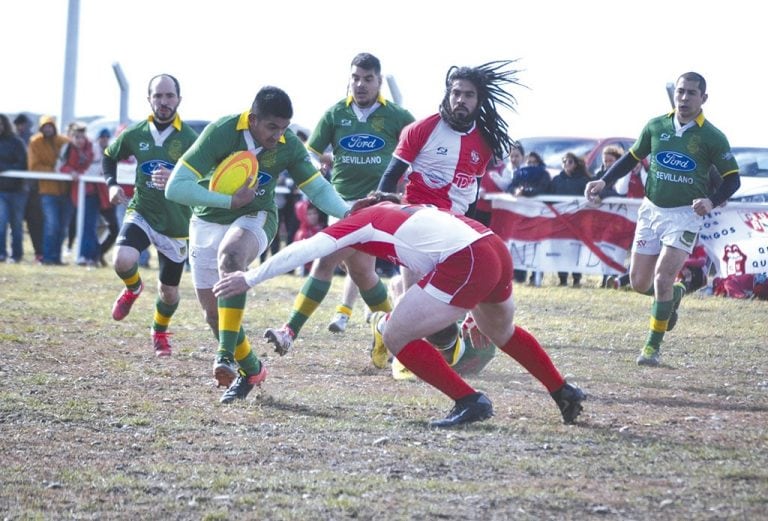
{"left": 394, "top": 114, "right": 493, "bottom": 215}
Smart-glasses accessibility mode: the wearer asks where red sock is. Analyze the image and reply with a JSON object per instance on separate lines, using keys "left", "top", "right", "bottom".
{"left": 396, "top": 339, "right": 475, "bottom": 400}
{"left": 500, "top": 326, "right": 565, "bottom": 392}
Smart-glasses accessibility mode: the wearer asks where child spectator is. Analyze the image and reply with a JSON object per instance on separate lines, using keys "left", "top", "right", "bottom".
{"left": 293, "top": 199, "right": 326, "bottom": 276}
{"left": 58, "top": 122, "right": 97, "bottom": 266}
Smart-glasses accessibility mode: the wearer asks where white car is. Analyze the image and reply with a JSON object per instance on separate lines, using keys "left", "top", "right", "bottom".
{"left": 730, "top": 147, "right": 768, "bottom": 203}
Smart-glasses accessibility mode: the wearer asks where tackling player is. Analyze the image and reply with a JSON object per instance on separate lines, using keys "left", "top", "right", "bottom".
{"left": 213, "top": 193, "right": 586, "bottom": 427}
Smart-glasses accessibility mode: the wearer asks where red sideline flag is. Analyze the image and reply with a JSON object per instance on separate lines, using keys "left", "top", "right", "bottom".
{"left": 490, "top": 196, "right": 638, "bottom": 275}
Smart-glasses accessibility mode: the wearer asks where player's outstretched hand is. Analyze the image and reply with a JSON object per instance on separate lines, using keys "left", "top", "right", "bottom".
{"left": 213, "top": 271, "right": 250, "bottom": 298}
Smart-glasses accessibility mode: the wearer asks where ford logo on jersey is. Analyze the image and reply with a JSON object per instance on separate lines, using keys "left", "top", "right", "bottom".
{"left": 655, "top": 151, "right": 696, "bottom": 172}
{"left": 256, "top": 171, "right": 272, "bottom": 187}
{"left": 139, "top": 159, "right": 175, "bottom": 176}
{"left": 339, "top": 134, "right": 385, "bottom": 153}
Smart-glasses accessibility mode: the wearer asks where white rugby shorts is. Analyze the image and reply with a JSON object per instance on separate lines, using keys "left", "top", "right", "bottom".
{"left": 632, "top": 198, "right": 701, "bottom": 256}
{"left": 189, "top": 213, "right": 269, "bottom": 289}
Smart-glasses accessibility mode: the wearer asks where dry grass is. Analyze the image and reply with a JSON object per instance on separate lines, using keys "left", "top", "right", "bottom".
{"left": 1, "top": 262, "right": 766, "bottom": 520}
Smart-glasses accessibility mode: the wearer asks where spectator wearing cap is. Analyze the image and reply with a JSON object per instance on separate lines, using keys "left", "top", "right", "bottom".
{"left": 13, "top": 113, "right": 33, "bottom": 145}
{"left": 29, "top": 115, "right": 70, "bottom": 265}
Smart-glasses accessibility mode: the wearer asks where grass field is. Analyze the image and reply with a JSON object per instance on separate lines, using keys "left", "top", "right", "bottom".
{"left": 1, "top": 260, "right": 766, "bottom": 520}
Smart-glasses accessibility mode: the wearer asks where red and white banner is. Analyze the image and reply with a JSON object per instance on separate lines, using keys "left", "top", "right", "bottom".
{"left": 488, "top": 194, "right": 768, "bottom": 277}
{"left": 489, "top": 196, "right": 638, "bottom": 275}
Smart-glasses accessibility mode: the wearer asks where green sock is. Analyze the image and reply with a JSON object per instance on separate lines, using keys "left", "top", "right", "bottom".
{"left": 236, "top": 352, "right": 262, "bottom": 377}
{"left": 644, "top": 299, "right": 673, "bottom": 349}
{"left": 286, "top": 276, "right": 332, "bottom": 337}
{"left": 153, "top": 297, "right": 179, "bottom": 333}
{"left": 218, "top": 294, "right": 246, "bottom": 358}
{"left": 360, "top": 279, "right": 392, "bottom": 313}
{"left": 116, "top": 263, "right": 142, "bottom": 292}
{"left": 234, "top": 328, "right": 262, "bottom": 376}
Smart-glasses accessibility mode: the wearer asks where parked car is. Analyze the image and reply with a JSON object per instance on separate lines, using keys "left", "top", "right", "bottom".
{"left": 515, "top": 136, "right": 767, "bottom": 204}
{"left": 729, "top": 146, "right": 768, "bottom": 203}
{"left": 516, "top": 136, "right": 638, "bottom": 178}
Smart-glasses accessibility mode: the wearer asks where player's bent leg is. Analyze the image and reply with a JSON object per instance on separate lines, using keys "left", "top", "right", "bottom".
{"left": 381, "top": 286, "right": 466, "bottom": 356}
{"left": 111, "top": 245, "right": 143, "bottom": 321}
{"left": 195, "top": 287, "right": 220, "bottom": 338}
{"left": 285, "top": 250, "right": 348, "bottom": 336}
{"left": 216, "top": 225, "right": 262, "bottom": 354}
{"left": 637, "top": 246, "right": 689, "bottom": 364}
{"left": 473, "top": 298, "right": 585, "bottom": 424}
{"left": 426, "top": 322, "right": 464, "bottom": 365}
{"left": 628, "top": 252, "right": 658, "bottom": 295}
{"left": 469, "top": 298, "right": 517, "bottom": 349}
{"left": 112, "top": 243, "right": 141, "bottom": 274}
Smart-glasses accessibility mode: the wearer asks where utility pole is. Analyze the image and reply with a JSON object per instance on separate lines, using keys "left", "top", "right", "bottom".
{"left": 666, "top": 82, "right": 675, "bottom": 108}
{"left": 386, "top": 75, "right": 403, "bottom": 106}
{"left": 112, "top": 62, "right": 130, "bottom": 124}
{"left": 61, "top": 0, "right": 80, "bottom": 127}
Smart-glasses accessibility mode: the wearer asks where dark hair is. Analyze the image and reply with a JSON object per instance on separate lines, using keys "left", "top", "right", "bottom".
{"left": 251, "top": 86, "right": 293, "bottom": 119}
{"left": 147, "top": 74, "right": 181, "bottom": 96}
{"left": 351, "top": 52, "right": 381, "bottom": 74}
{"left": 13, "top": 113, "right": 30, "bottom": 126}
{"left": 678, "top": 71, "right": 707, "bottom": 95}
{"left": 440, "top": 60, "right": 524, "bottom": 161}
{"left": 526, "top": 151, "right": 545, "bottom": 167}
{"left": 511, "top": 141, "right": 525, "bottom": 156}
{"left": 0, "top": 114, "right": 14, "bottom": 139}
{"left": 562, "top": 152, "right": 590, "bottom": 178}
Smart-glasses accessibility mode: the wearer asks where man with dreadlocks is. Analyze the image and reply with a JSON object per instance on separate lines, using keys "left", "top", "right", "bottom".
{"left": 373, "top": 61, "right": 522, "bottom": 378}
{"left": 378, "top": 61, "right": 519, "bottom": 211}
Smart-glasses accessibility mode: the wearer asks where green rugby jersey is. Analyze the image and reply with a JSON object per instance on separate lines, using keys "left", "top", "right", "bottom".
{"left": 182, "top": 112, "right": 318, "bottom": 226}
{"left": 308, "top": 95, "right": 414, "bottom": 200}
{"left": 105, "top": 115, "right": 198, "bottom": 238}
{"left": 630, "top": 111, "right": 739, "bottom": 208}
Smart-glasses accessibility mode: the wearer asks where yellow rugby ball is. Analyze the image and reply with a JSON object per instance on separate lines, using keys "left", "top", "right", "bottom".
{"left": 208, "top": 151, "right": 259, "bottom": 195}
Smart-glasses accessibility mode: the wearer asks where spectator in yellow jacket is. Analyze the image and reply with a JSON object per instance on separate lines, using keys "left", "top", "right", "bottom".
{"left": 28, "top": 115, "right": 70, "bottom": 265}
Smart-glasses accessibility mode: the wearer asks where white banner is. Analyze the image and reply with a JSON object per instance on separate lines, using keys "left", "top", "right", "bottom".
{"left": 487, "top": 194, "right": 768, "bottom": 277}
{"left": 698, "top": 209, "right": 768, "bottom": 277}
